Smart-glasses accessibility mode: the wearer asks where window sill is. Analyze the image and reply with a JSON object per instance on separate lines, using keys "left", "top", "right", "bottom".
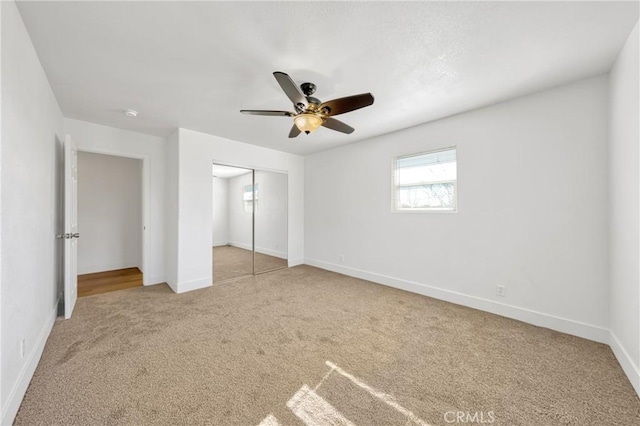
{"left": 392, "top": 208, "right": 457, "bottom": 214}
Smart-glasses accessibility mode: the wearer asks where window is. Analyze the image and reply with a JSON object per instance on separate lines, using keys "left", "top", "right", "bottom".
{"left": 392, "top": 147, "right": 457, "bottom": 212}
{"left": 243, "top": 184, "right": 259, "bottom": 213}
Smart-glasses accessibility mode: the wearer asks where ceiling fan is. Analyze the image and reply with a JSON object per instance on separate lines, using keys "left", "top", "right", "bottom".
{"left": 240, "top": 71, "right": 374, "bottom": 138}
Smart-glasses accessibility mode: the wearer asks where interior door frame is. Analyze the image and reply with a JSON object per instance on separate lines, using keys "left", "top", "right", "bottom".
{"left": 64, "top": 135, "right": 78, "bottom": 318}
{"left": 77, "top": 147, "right": 151, "bottom": 285}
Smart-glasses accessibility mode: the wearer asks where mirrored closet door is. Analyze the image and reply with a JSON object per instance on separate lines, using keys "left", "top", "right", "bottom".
{"left": 253, "top": 170, "right": 288, "bottom": 274}
{"left": 212, "top": 163, "right": 288, "bottom": 283}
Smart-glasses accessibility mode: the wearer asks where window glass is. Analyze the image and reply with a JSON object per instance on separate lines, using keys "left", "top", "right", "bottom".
{"left": 392, "top": 148, "right": 457, "bottom": 211}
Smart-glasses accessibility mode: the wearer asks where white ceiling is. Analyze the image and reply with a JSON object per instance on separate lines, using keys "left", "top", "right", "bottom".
{"left": 16, "top": 1, "right": 639, "bottom": 156}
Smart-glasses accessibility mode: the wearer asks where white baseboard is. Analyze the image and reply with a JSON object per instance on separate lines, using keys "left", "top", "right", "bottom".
{"left": 255, "top": 246, "right": 287, "bottom": 259}
{"left": 304, "top": 258, "right": 609, "bottom": 344}
{"left": 166, "top": 279, "right": 178, "bottom": 293}
{"left": 1, "top": 305, "right": 57, "bottom": 425}
{"left": 228, "top": 242, "right": 287, "bottom": 259}
{"left": 288, "top": 258, "right": 304, "bottom": 267}
{"left": 610, "top": 331, "right": 640, "bottom": 397}
{"left": 175, "top": 277, "right": 212, "bottom": 294}
{"left": 213, "top": 240, "right": 228, "bottom": 247}
{"left": 229, "top": 241, "right": 252, "bottom": 251}
{"left": 143, "top": 274, "right": 165, "bottom": 286}
{"left": 77, "top": 262, "right": 139, "bottom": 275}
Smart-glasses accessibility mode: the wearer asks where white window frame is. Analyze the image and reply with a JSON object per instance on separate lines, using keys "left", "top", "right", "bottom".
{"left": 243, "top": 183, "right": 258, "bottom": 213}
{"left": 392, "top": 147, "right": 458, "bottom": 213}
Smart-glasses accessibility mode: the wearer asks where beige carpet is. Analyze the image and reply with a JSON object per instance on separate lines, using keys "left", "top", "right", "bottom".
{"left": 213, "top": 245, "right": 287, "bottom": 282}
{"left": 16, "top": 266, "right": 639, "bottom": 425}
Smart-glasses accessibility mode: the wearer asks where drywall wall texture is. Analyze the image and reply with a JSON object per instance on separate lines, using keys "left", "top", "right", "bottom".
{"left": 609, "top": 21, "right": 640, "bottom": 395}
{"left": 212, "top": 177, "right": 229, "bottom": 246}
{"left": 1, "top": 1, "right": 64, "bottom": 423}
{"left": 305, "top": 75, "right": 610, "bottom": 343}
{"left": 164, "top": 130, "right": 179, "bottom": 290}
{"left": 166, "top": 128, "right": 304, "bottom": 293}
{"left": 77, "top": 152, "right": 142, "bottom": 274}
{"left": 64, "top": 118, "right": 166, "bottom": 285}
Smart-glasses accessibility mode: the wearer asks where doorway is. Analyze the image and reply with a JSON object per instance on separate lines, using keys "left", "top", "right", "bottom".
{"left": 212, "top": 163, "right": 288, "bottom": 282}
{"left": 76, "top": 151, "right": 143, "bottom": 296}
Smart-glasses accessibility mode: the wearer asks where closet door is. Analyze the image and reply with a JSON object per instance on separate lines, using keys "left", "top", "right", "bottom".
{"left": 212, "top": 164, "right": 254, "bottom": 282}
{"left": 253, "top": 170, "right": 288, "bottom": 274}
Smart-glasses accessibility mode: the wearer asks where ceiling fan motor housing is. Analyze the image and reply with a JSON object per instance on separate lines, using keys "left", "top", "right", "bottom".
{"left": 300, "top": 82, "right": 321, "bottom": 111}
{"left": 300, "top": 82, "right": 316, "bottom": 96}
{"left": 306, "top": 96, "right": 322, "bottom": 107}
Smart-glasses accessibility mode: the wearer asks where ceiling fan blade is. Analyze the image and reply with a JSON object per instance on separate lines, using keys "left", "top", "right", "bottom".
{"left": 240, "top": 110, "right": 293, "bottom": 117}
{"left": 273, "top": 72, "right": 308, "bottom": 110}
{"left": 322, "top": 117, "right": 354, "bottom": 134}
{"left": 288, "top": 124, "right": 301, "bottom": 138}
{"left": 319, "top": 93, "right": 374, "bottom": 116}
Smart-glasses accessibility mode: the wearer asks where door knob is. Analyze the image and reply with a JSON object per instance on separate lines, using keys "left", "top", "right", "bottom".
{"left": 72, "top": 233, "right": 80, "bottom": 239}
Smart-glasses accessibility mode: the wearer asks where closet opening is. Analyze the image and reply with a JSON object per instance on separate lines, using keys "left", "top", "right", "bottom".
{"left": 212, "top": 163, "right": 288, "bottom": 283}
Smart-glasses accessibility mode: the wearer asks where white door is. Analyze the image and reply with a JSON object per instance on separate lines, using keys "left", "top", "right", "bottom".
{"left": 64, "top": 135, "right": 78, "bottom": 319}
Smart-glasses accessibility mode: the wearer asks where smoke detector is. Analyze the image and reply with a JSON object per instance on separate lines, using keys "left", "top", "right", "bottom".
{"left": 123, "top": 109, "right": 138, "bottom": 118}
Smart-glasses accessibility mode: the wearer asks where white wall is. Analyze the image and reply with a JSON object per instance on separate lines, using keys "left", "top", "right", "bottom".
{"left": 305, "top": 75, "right": 610, "bottom": 343}
{"left": 77, "top": 152, "right": 142, "bottom": 274}
{"left": 64, "top": 118, "right": 166, "bottom": 285}
{"left": 166, "top": 128, "right": 304, "bottom": 293}
{"left": 164, "top": 130, "right": 179, "bottom": 290}
{"left": 212, "top": 176, "right": 229, "bottom": 246}
{"left": 227, "top": 172, "right": 253, "bottom": 249}
{"left": 609, "top": 21, "right": 639, "bottom": 395}
{"left": 1, "top": 2, "right": 64, "bottom": 423}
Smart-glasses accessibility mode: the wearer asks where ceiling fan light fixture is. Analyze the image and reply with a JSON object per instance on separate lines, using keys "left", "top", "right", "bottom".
{"left": 294, "top": 113, "right": 323, "bottom": 134}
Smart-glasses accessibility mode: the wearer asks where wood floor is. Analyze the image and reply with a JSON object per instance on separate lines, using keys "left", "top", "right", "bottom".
{"left": 78, "top": 267, "right": 142, "bottom": 297}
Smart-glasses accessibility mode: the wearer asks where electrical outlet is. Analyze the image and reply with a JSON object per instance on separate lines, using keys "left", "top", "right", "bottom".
{"left": 339, "top": 254, "right": 344, "bottom": 263}
{"left": 497, "top": 285, "right": 506, "bottom": 297}
{"left": 20, "top": 338, "right": 25, "bottom": 359}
